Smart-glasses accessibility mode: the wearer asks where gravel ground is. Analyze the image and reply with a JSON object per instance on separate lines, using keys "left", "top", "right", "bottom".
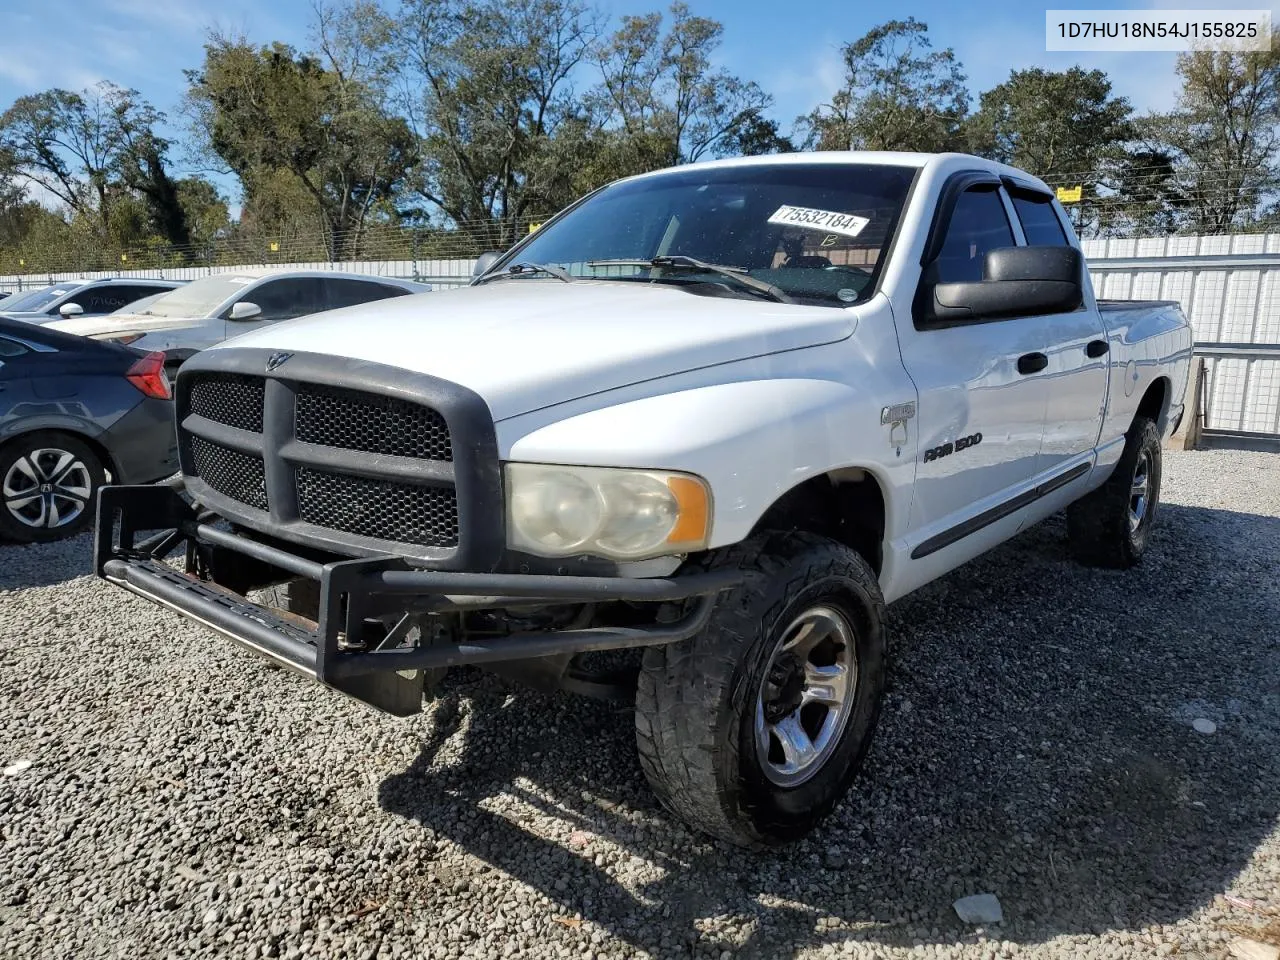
{"left": 1, "top": 448, "right": 1278, "bottom": 960}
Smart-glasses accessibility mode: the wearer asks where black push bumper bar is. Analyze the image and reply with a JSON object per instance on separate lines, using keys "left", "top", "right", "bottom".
{"left": 94, "top": 484, "right": 741, "bottom": 715}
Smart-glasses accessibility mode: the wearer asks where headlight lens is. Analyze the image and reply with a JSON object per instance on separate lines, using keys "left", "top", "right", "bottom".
{"left": 92, "top": 332, "right": 144, "bottom": 345}
{"left": 505, "top": 463, "right": 711, "bottom": 560}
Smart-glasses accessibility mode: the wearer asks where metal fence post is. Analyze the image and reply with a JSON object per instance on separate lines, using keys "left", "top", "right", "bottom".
{"left": 1169, "top": 357, "right": 1206, "bottom": 451}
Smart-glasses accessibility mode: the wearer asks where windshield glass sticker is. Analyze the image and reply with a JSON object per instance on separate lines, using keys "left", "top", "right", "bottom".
{"left": 768, "top": 205, "right": 869, "bottom": 239}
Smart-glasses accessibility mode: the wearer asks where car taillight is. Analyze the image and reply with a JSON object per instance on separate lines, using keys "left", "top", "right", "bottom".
{"left": 125, "top": 351, "right": 172, "bottom": 400}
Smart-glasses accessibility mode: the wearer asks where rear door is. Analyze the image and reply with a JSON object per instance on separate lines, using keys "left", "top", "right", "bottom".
{"left": 1005, "top": 186, "right": 1110, "bottom": 474}
{"left": 896, "top": 174, "right": 1053, "bottom": 562}
{"left": 0, "top": 332, "right": 70, "bottom": 429}
{"left": 320, "top": 277, "right": 412, "bottom": 311}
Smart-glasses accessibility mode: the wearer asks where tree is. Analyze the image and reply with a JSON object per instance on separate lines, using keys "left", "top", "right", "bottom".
{"left": 0, "top": 82, "right": 185, "bottom": 246}
{"left": 175, "top": 177, "right": 231, "bottom": 248}
{"left": 1095, "top": 147, "right": 1187, "bottom": 236}
{"left": 1140, "top": 33, "right": 1280, "bottom": 233}
{"left": 968, "top": 67, "right": 1132, "bottom": 181}
{"left": 800, "top": 18, "right": 968, "bottom": 152}
{"left": 723, "top": 115, "right": 794, "bottom": 157}
{"left": 374, "top": 0, "right": 602, "bottom": 237}
{"left": 185, "top": 35, "right": 417, "bottom": 258}
{"left": 118, "top": 134, "right": 195, "bottom": 249}
{"left": 594, "top": 2, "right": 774, "bottom": 170}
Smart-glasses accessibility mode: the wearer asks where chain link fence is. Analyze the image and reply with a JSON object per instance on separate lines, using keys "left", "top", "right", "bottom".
{"left": 0, "top": 216, "right": 550, "bottom": 290}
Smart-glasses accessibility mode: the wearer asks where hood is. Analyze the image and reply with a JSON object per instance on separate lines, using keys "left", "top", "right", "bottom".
{"left": 210, "top": 279, "right": 857, "bottom": 420}
{"left": 43, "top": 311, "right": 200, "bottom": 338}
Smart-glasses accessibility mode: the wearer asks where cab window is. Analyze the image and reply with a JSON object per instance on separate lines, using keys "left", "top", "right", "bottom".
{"left": 1012, "top": 194, "right": 1070, "bottom": 247}
{"left": 933, "top": 186, "right": 1016, "bottom": 284}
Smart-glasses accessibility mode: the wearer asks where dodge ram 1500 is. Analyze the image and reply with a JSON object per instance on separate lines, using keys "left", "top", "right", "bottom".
{"left": 94, "top": 151, "right": 1193, "bottom": 847}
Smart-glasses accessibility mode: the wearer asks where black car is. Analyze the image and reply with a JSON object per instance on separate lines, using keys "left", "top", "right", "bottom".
{"left": 0, "top": 318, "right": 178, "bottom": 542}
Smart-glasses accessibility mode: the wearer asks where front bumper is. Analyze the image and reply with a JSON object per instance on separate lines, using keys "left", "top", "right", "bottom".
{"left": 94, "top": 484, "right": 740, "bottom": 716}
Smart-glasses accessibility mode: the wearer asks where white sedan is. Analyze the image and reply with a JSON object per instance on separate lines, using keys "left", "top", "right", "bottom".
{"left": 45, "top": 269, "right": 432, "bottom": 362}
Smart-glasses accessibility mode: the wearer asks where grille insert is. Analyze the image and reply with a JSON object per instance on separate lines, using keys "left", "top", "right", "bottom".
{"left": 188, "top": 374, "right": 265, "bottom": 433}
{"left": 189, "top": 436, "right": 268, "bottom": 511}
{"left": 295, "top": 384, "right": 452, "bottom": 461}
{"left": 295, "top": 467, "right": 458, "bottom": 547}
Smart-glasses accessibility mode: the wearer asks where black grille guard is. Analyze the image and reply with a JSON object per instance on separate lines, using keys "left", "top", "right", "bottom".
{"left": 94, "top": 484, "right": 742, "bottom": 716}
{"left": 174, "top": 348, "right": 502, "bottom": 569}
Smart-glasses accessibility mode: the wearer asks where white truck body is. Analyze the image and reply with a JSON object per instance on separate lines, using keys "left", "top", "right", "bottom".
{"left": 215, "top": 152, "right": 1191, "bottom": 603}
{"left": 94, "top": 151, "right": 1192, "bottom": 847}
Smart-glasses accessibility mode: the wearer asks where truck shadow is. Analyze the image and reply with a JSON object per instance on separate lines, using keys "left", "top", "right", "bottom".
{"left": 379, "top": 502, "right": 1280, "bottom": 957}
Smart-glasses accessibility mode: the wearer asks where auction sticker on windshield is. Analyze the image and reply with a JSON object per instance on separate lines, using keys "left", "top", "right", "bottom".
{"left": 768, "top": 205, "right": 870, "bottom": 238}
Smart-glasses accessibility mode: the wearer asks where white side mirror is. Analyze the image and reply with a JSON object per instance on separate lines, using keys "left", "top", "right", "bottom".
{"left": 59, "top": 302, "right": 84, "bottom": 317}
{"left": 229, "top": 301, "right": 262, "bottom": 321}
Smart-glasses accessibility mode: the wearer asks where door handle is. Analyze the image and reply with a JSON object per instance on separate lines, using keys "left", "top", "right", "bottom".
{"left": 1017, "top": 352, "right": 1049, "bottom": 375}
{"left": 1086, "top": 339, "right": 1109, "bottom": 358}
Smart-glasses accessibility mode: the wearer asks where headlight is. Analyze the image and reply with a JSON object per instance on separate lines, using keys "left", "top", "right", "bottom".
{"left": 92, "top": 333, "right": 144, "bottom": 345}
{"left": 505, "top": 463, "right": 712, "bottom": 560}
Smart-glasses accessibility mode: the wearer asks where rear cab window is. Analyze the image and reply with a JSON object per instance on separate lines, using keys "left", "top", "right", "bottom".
{"left": 1011, "top": 193, "right": 1070, "bottom": 247}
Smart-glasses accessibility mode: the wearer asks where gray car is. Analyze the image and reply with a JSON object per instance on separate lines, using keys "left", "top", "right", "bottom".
{"left": 0, "top": 316, "right": 179, "bottom": 543}
{"left": 0, "top": 277, "right": 187, "bottom": 323}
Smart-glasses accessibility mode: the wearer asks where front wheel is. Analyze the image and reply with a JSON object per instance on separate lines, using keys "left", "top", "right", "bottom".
{"left": 635, "top": 532, "right": 887, "bottom": 848}
{"left": 0, "top": 433, "right": 106, "bottom": 543}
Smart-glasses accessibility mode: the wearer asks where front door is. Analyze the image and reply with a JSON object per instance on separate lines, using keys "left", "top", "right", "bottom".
{"left": 895, "top": 181, "right": 1052, "bottom": 563}
{"left": 222, "top": 278, "right": 324, "bottom": 343}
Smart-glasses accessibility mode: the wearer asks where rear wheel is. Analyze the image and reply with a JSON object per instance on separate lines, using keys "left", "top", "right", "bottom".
{"left": 1067, "top": 416, "right": 1163, "bottom": 569}
{"left": 0, "top": 433, "right": 106, "bottom": 543}
{"left": 635, "top": 532, "right": 887, "bottom": 848}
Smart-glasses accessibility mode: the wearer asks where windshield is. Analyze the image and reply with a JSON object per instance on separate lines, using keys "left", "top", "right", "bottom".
{"left": 0, "top": 284, "right": 80, "bottom": 313}
{"left": 502, "top": 162, "right": 916, "bottom": 307}
{"left": 137, "top": 275, "right": 257, "bottom": 318}
{"left": 113, "top": 292, "right": 167, "bottom": 315}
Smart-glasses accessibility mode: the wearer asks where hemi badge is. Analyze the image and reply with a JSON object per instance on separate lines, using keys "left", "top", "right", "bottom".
{"left": 881, "top": 402, "right": 916, "bottom": 424}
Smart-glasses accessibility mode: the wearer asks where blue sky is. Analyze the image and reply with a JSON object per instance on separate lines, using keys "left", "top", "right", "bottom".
{"left": 2, "top": 0, "right": 1275, "bottom": 206}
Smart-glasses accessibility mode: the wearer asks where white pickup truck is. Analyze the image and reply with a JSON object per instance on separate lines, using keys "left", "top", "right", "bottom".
{"left": 95, "top": 151, "right": 1192, "bottom": 848}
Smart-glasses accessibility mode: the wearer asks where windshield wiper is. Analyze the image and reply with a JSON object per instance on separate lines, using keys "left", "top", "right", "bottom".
{"left": 586, "top": 255, "right": 794, "bottom": 304}
{"left": 473, "top": 261, "right": 575, "bottom": 284}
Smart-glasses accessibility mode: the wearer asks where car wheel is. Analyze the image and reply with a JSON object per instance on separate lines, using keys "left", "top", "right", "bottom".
{"left": 1066, "top": 416, "right": 1163, "bottom": 569}
{"left": 0, "top": 433, "right": 106, "bottom": 543}
{"left": 635, "top": 531, "right": 887, "bottom": 848}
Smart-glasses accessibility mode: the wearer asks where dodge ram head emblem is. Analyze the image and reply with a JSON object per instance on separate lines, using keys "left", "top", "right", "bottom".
{"left": 266, "top": 352, "right": 293, "bottom": 371}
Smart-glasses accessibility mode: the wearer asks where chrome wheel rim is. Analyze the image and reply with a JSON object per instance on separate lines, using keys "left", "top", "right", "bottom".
{"left": 1129, "top": 451, "right": 1150, "bottom": 533}
{"left": 3, "top": 449, "right": 92, "bottom": 529}
{"left": 755, "top": 604, "right": 858, "bottom": 788}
